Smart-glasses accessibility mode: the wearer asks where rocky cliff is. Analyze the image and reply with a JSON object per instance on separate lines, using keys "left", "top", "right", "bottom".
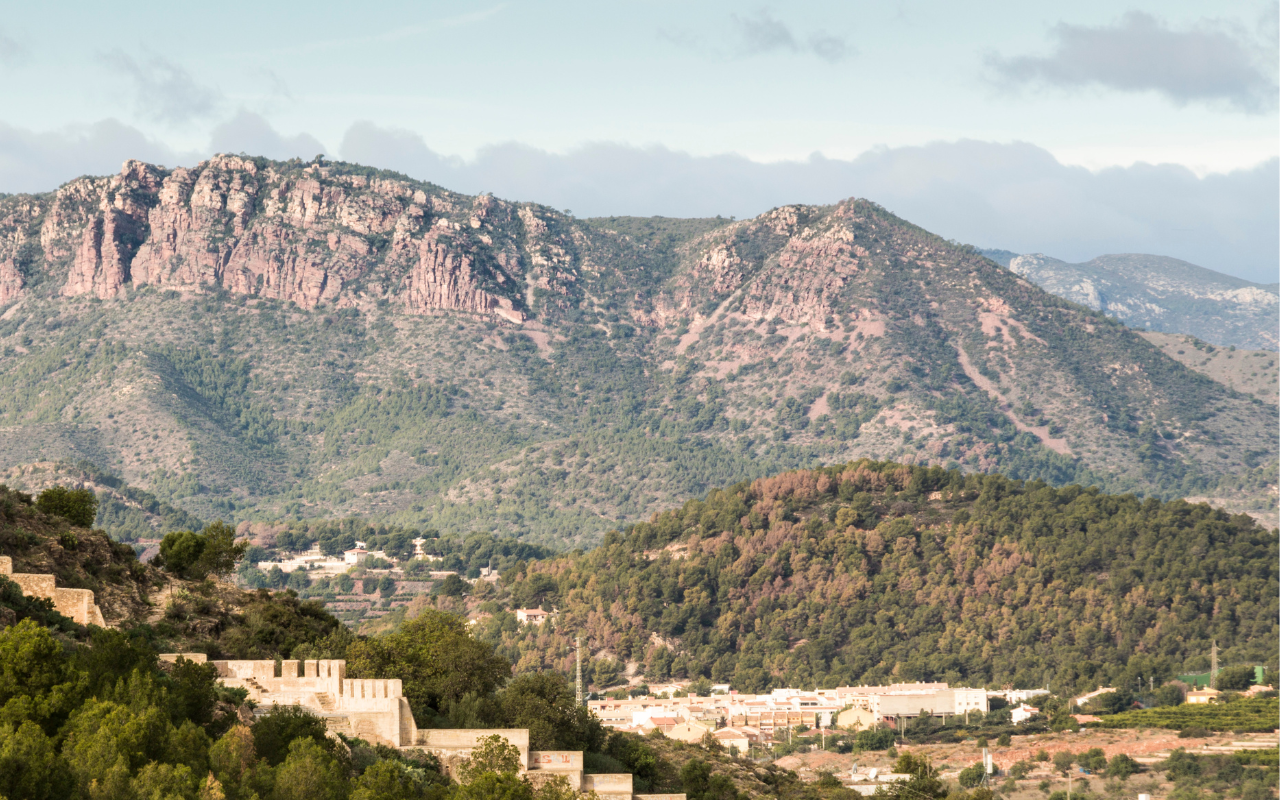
{"left": 0, "top": 157, "right": 1274, "bottom": 542}
{"left": 1005, "top": 252, "right": 1278, "bottom": 351}
{"left": 4, "top": 156, "right": 555, "bottom": 319}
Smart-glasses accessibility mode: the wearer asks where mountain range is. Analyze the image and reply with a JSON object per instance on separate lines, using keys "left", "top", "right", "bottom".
{"left": 0, "top": 155, "right": 1274, "bottom": 544}
{"left": 980, "top": 249, "right": 1278, "bottom": 351}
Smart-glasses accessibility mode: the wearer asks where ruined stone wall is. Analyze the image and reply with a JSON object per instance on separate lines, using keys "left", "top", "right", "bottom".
{"left": 527, "top": 751, "right": 583, "bottom": 790}
{"left": 152, "top": 655, "right": 682, "bottom": 800}
{"left": 585, "top": 773, "right": 634, "bottom": 799}
{"left": 0, "top": 555, "right": 107, "bottom": 627}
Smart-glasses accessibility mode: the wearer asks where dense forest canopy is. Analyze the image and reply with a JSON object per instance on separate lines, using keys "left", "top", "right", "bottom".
{"left": 477, "top": 460, "right": 1278, "bottom": 695}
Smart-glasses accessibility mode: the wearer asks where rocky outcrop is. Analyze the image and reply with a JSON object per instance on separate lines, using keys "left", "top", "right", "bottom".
{"left": 57, "top": 160, "right": 164, "bottom": 299}
{"left": 0, "top": 258, "right": 21, "bottom": 304}
{"left": 12, "top": 156, "right": 534, "bottom": 319}
{"left": 0, "top": 196, "right": 47, "bottom": 305}
{"left": 1009, "top": 252, "right": 1278, "bottom": 351}
{"left": 400, "top": 228, "right": 524, "bottom": 321}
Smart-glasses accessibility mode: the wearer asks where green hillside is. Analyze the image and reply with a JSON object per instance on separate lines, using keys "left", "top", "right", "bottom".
{"left": 450, "top": 461, "right": 1280, "bottom": 695}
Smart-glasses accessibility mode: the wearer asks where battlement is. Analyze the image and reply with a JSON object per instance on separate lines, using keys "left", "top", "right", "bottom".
{"left": 0, "top": 556, "right": 106, "bottom": 627}
{"left": 158, "top": 654, "right": 682, "bottom": 800}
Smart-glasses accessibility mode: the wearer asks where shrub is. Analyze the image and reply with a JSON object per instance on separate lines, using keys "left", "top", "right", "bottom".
{"left": 1217, "top": 665, "right": 1257, "bottom": 691}
{"left": 958, "top": 762, "right": 986, "bottom": 788}
{"left": 251, "top": 705, "right": 331, "bottom": 766}
{"left": 1078, "top": 747, "right": 1107, "bottom": 773}
{"left": 36, "top": 486, "right": 97, "bottom": 528}
{"left": 456, "top": 734, "right": 521, "bottom": 783}
{"left": 1106, "top": 753, "right": 1138, "bottom": 780}
{"left": 1052, "top": 750, "right": 1075, "bottom": 775}
{"left": 156, "top": 521, "right": 247, "bottom": 580}
{"left": 855, "top": 727, "right": 896, "bottom": 751}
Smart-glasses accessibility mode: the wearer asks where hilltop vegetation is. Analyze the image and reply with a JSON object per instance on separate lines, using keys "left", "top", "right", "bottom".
{"left": 0, "top": 484, "right": 951, "bottom": 800}
{"left": 1141, "top": 331, "right": 1279, "bottom": 407}
{"left": 438, "top": 460, "right": 1280, "bottom": 695}
{"left": 0, "top": 156, "right": 1274, "bottom": 545}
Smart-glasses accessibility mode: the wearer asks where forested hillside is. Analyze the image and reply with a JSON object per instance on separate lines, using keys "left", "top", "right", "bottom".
{"left": 456, "top": 461, "right": 1279, "bottom": 695}
{"left": 0, "top": 482, "right": 869, "bottom": 800}
{"left": 0, "top": 156, "right": 1274, "bottom": 546}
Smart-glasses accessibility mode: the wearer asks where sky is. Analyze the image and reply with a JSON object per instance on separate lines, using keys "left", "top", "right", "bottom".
{"left": 0, "top": 0, "right": 1276, "bottom": 282}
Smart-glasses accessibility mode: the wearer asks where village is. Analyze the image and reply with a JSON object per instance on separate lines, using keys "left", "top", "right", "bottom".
{"left": 589, "top": 681, "right": 1043, "bottom": 751}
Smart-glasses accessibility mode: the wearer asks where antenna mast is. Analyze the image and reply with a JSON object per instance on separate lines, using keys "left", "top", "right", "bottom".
{"left": 575, "top": 635, "right": 584, "bottom": 705}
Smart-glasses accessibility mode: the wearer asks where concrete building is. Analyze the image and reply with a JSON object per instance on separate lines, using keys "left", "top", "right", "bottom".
{"left": 987, "top": 688, "right": 1050, "bottom": 704}
{"left": 843, "top": 686, "right": 988, "bottom": 723}
{"left": 666, "top": 722, "right": 712, "bottom": 744}
{"left": 1187, "top": 688, "right": 1221, "bottom": 704}
{"left": 344, "top": 547, "right": 369, "bottom": 564}
{"left": 836, "top": 707, "right": 878, "bottom": 731}
{"left": 515, "top": 608, "right": 553, "bottom": 625}
{"left": 712, "top": 727, "right": 755, "bottom": 753}
{"left": 590, "top": 681, "right": 985, "bottom": 742}
{"left": 1073, "top": 687, "right": 1116, "bottom": 708}
{"left": 1010, "top": 703, "right": 1039, "bottom": 724}
{"left": 159, "top": 654, "right": 680, "bottom": 800}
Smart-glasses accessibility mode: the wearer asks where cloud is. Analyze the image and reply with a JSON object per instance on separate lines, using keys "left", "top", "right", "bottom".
{"left": 208, "top": 110, "right": 327, "bottom": 161}
{"left": 340, "top": 124, "right": 1278, "bottom": 284}
{"left": 0, "top": 115, "right": 1273, "bottom": 285}
{"left": 666, "top": 9, "right": 852, "bottom": 63}
{"left": 731, "top": 10, "right": 798, "bottom": 55}
{"left": 986, "top": 11, "right": 1278, "bottom": 112}
{"left": 100, "top": 50, "right": 222, "bottom": 124}
{"left": 0, "top": 29, "right": 28, "bottom": 67}
{"left": 0, "top": 111, "right": 322, "bottom": 193}
{"left": 0, "top": 119, "right": 194, "bottom": 192}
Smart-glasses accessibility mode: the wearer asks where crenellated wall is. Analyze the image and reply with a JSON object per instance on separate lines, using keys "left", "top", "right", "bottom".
{"left": 0, "top": 556, "right": 106, "bottom": 627}
{"left": 158, "top": 654, "right": 683, "bottom": 800}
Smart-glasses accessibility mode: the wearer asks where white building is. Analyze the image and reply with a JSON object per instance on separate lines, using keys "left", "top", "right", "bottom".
{"left": 516, "top": 608, "right": 553, "bottom": 625}
{"left": 1011, "top": 703, "right": 1040, "bottom": 724}
{"left": 988, "top": 688, "right": 1050, "bottom": 704}
{"left": 344, "top": 547, "right": 369, "bottom": 564}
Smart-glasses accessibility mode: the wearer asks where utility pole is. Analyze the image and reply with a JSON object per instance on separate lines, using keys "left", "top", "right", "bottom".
{"left": 1211, "top": 640, "right": 1219, "bottom": 688}
{"left": 575, "top": 636, "right": 584, "bottom": 705}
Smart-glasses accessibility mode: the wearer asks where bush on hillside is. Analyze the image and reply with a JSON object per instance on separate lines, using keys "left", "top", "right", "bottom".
{"left": 35, "top": 486, "right": 98, "bottom": 528}
{"left": 155, "top": 521, "right": 247, "bottom": 580}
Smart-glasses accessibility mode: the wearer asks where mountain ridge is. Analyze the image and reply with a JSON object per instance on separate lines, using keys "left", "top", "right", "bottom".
{"left": 981, "top": 248, "right": 1278, "bottom": 351}
{"left": 0, "top": 156, "right": 1274, "bottom": 542}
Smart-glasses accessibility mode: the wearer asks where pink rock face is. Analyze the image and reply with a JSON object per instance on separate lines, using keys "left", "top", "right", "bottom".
{"left": 0, "top": 198, "right": 45, "bottom": 305}
{"left": 46, "top": 155, "right": 531, "bottom": 316}
{"left": 0, "top": 258, "right": 21, "bottom": 304}
{"left": 401, "top": 229, "right": 507, "bottom": 316}
{"left": 57, "top": 160, "right": 167, "bottom": 299}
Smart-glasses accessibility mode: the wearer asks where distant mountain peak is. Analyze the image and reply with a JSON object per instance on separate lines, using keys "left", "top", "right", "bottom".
{"left": 991, "top": 250, "right": 1277, "bottom": 351}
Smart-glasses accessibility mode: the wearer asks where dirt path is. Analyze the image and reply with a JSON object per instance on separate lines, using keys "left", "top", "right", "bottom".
{"left": 952, "top": 345, "right": 1073, "bottom": 456}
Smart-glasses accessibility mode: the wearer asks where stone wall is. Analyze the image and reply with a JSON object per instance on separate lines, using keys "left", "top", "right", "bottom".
{"left": 0, "top": 555, "right": 106, "bottom": 627}
{"left": 585, "top": 773, "right": 634, "bottom": 799}
{"left": 157, "top": 654, "right": 683, "bottom": 800}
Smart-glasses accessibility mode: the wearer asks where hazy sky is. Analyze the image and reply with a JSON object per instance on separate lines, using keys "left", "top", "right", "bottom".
{"left": 1, "top": 1, "right": 1276, "bottom": 281}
